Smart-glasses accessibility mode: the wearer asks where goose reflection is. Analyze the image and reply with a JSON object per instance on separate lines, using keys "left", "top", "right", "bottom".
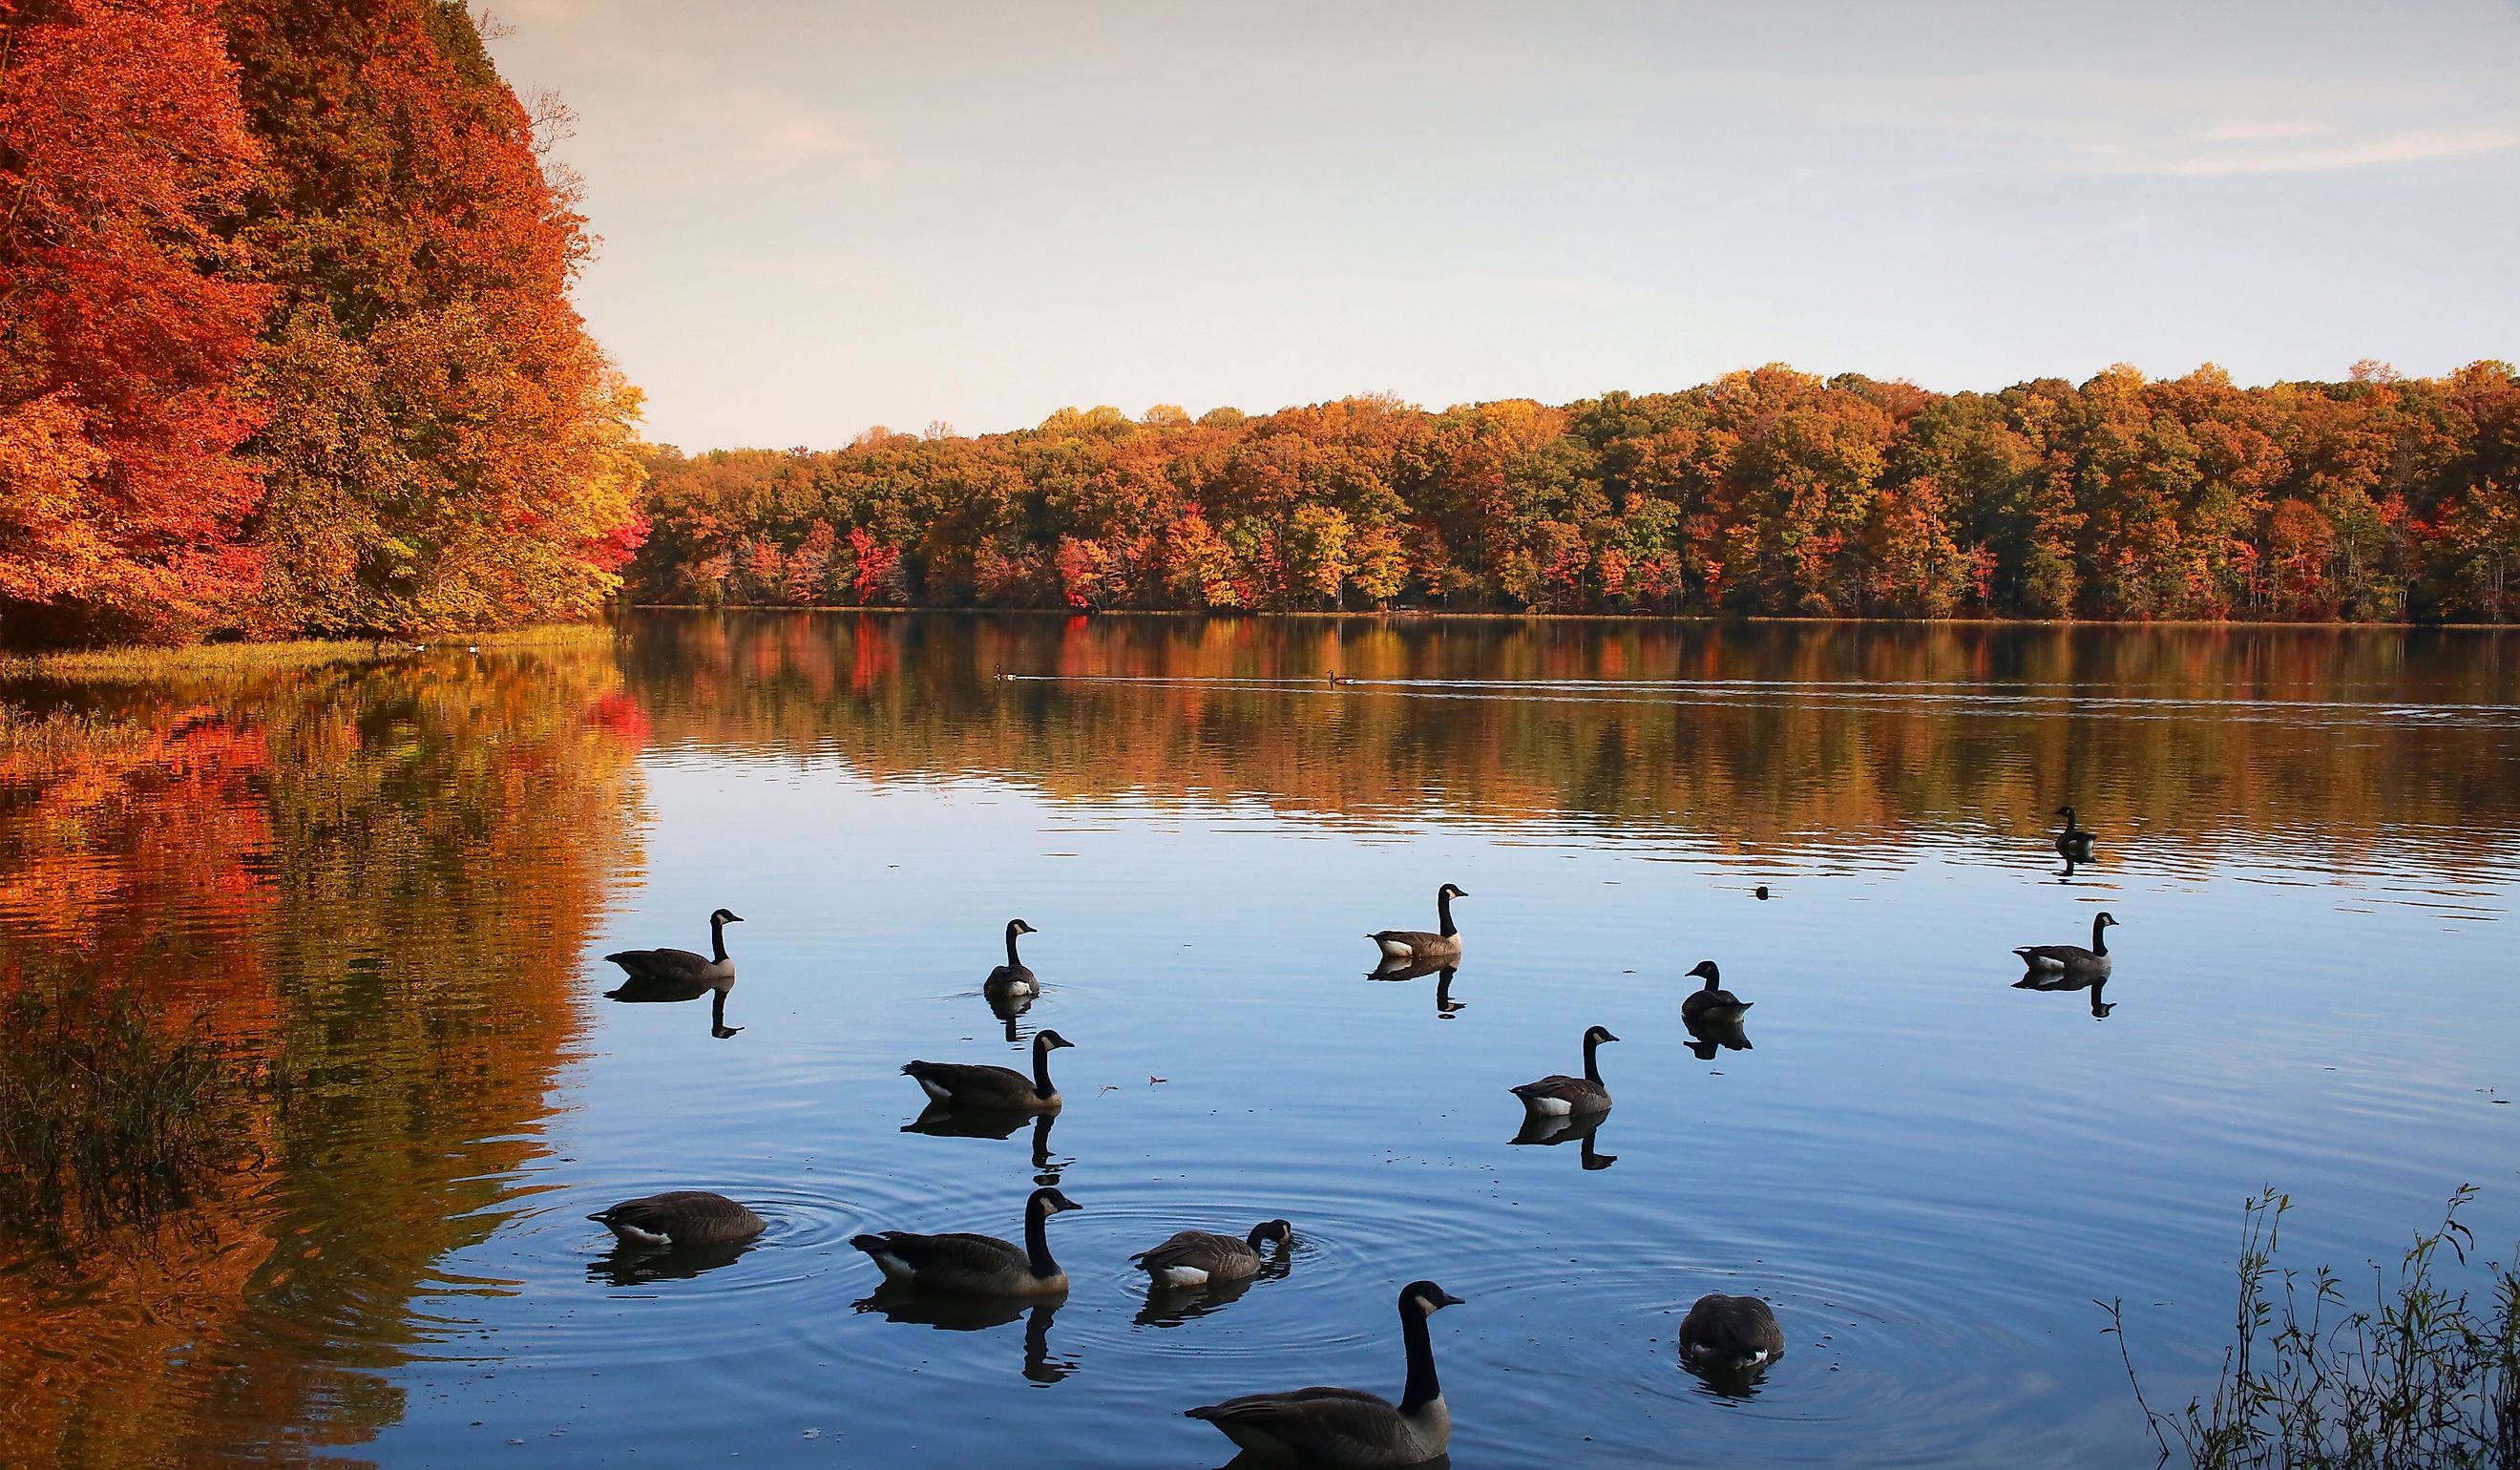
{"left": 852, "top": 1288, "right": 1076, "bottom": 1384}
{"left": 901, "top": 1105, "right": 1066, "bottom": 1181}
{"left": 2013, "top": 970, "right": 2115, "bottom": 1018}
{"left": 1367, "top": 956, "right": 1466, "bottom": 1017}
{"left": 1683, "top": 1013, "right": 1753, "bottom": 1060}
{"left": 599, "top": 970, "right": 743, "bottom": 1038}
{"left": 586, "top": 1236, "right": 754, "bottom": 1287}
{"left": 1510, "top": 1109, "right": 1618, "bottom": 1169}
{"left": 986, "top": 982, "right": 1034, "bottom": 1040}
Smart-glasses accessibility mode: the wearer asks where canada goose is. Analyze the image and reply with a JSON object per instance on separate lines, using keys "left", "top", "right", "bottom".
{"left": 1133, "top": 1219, "right": 1293, "bottom": 1288}
{"left": 850, "top": 1186, "right": 1082, "bottom": 1296}
{"left": 1754, "top": 884, "right": 1770, "bottom": 900}
{"left": 2014, "top": 912, "right": 2117, "bottom": 976}
{"left": 903, "top": 1029, "right": 1075, "bottom": 1112}
{"left": 1510, "top": 1024, "right": 1618, "bottom": 1117}
{"left": 2054, "top": 805, "right": 2097, "bottom": 862}
{"left": 985, "top": 918, "right": 1040, "bottom": 998}
{"left": 1368, "top": 883, "right": 1466, "bottom": 961}
{"left": 1186, "top": 1279, "right": 1464, "bottom": 1466}
{"left": 603, "top": 908, "right": 743, "bottom": 1035}
{"left": 1680, "top": 959, "right": 1751, "bottom": 1022}
{"left": 586, "top": 1190, "right": 766, "bottom": 1249}
{"left": 1679, "top": 1292, "right": 1786, "bottom": 1368}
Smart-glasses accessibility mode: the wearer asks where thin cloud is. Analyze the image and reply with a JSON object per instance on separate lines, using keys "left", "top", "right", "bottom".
{"left": 2094, "top": 126, "right": 2520, "bottom": 177}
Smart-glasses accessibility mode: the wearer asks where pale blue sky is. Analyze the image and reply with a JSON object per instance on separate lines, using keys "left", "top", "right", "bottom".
{"left": 488, "top": 1, "right": 2520, "bottom": 451}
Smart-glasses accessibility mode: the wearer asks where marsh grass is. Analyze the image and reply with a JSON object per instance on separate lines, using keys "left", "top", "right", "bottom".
{"left": 0, "top": 704, "right": 153, "bottom": 770}
{"left": 0, "top": 621, "right": 613, "bottom": 681}
{"left": 0, "top": 979, "right": 244, "bottom": 1239}
{"left": 2107, "top": 1186, "right": 2520, "bottom": 1468}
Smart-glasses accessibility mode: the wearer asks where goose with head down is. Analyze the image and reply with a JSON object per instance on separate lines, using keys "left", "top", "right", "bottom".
{"left": 1133, "top": 1218, "right": 1293, "bottom": 1289}
{"left": 586, "top": 1189, "right": 766, "bottom": 1249}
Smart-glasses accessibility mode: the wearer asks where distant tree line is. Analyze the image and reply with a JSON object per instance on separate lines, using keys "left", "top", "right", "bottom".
{"left": 634, "top": 362, "right": 2520, "bottom": 621}
{"left": 0, "top": 0, "right": 643, "bottom": 646}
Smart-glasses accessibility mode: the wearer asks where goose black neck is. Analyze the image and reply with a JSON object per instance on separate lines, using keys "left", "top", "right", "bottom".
{"left": 1398, "top": 1295, "right": 1442, "bottom": 1413}
{"left": 1031, "top": 1035, "right": 1058, "bottom": 1098}
{"left": 2090, "top": 914, "right": 2110, "bottom": 956}
{"left": 1582, "top": 1032, "right": 1605, "bottom": 1086}
{"left": 1437, "top": 889, "right": 1457, "bottom": 938}
{"left": 1005, "top": 923, "right": 1024, "bottom": 967}
{"left": 1023, "top": 1195, "right": 1059, "bottom": 1278}
{"left": 708, "top": 914, "right": 730, "bottom": 964}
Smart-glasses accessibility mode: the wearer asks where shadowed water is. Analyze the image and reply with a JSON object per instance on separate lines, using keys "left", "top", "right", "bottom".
{"left": 3, "top": 612, "right": 2517, "bottom": 1467}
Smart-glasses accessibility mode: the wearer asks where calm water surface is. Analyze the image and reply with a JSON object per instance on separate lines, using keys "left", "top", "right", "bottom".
{"left": 4, "top": 613, "right": 2518, "bottom": 1468}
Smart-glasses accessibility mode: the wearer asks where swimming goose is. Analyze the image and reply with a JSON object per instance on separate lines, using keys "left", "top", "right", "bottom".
{"left": 603, "top": 908, "right": 744, "bottom": 1035}
{"left": 586, "top": 1190, "right": 766, "bottom": 1249}
{"left": 1510, "top": 1024, "right": 1618, "bottom": 1117}
{"left": 903, "top": 1029, "right": 1074, "bottom": 1112}
{"left": 985, "top": 918, "right": 1040, "bottom": 998}
{"left": 1679, "top": 1292, "right": 1786, "bottom": 1368}
{"left": 1133, "top": 1219, "right": 1293, "bottom": 1289}
{"left": 1679, "top": 959, "right": 1751, "bottom": 1022}
{"left": 2053, "top": 806, "right": 2097, "bottom": 862}
{"left": 2014, "top": 912, "right": 2117, "bottom": 976}
{"left": 1368, "top": 883, "right": 1466, "bottom": 961}
{"left": 1186, "top": 1279, "right": 1464, "bottom": 1466}
{"left": 850, "top": 1186, "right": 1082, "bottom": 1296}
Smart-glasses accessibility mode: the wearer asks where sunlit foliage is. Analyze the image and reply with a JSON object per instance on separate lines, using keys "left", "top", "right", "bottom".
{"left": 633, "top": 364, "right": 2520, "bottom": 622}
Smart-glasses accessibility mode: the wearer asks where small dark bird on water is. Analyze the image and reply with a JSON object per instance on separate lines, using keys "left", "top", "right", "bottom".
{"left": 1754, "top": 885, "right": 1769, "bottom": 900}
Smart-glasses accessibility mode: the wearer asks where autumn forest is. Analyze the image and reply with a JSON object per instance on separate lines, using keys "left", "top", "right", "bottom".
{"left": 6, "top": 0, "right": 2520, "bottom": 647}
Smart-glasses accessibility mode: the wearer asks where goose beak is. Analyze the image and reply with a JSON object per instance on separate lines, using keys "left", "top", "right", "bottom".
{"left": 1440, "top": 1291, "right": 1465, "bottom": 1306}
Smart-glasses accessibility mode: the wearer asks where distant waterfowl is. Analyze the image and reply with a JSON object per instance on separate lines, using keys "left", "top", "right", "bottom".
{"left": 903, "top": 1029, "right": 1074, "bottom": 1112}
{"left": 1680, "top": 959, "right": 1751, "bottom": 1022}
{"left": 1133, "top": 1219, "right": 1294, "bottom": 1288}
{"left": 1186, "top": 1279, "right": 1464, "bottom": 1466}
{"left": 850, "top": 1186, "right": 1082, "bottom": 1296}
{"left": 1679, "top": 1292, "right": 1786, "bottom": 1368}
{"left": 603, "top": 907, "right": 744, "bottom": 1036}
{"left": 586, "top": 1190, "right": 766, "bottom": 1249}
{"left": 2054, "top": 806, "right": 2097, "bottom": 862}
{"left": 1510, "top": 1024, "right": 1618, "bottom": 1117}
{"left": 1368, "top": 883, "right": 1466, "bottom": 961}
{"left": 985, "top": 918, "right": 1040, "bottom": 998}
{"left": 2014, "top": 912, "right": 2118, "bottom": 976}
{"left": 1754, "top": 884, "right": 1770, "bottom": 900}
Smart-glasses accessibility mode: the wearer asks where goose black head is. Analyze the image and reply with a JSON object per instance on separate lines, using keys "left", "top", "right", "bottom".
{"left": 1250, "top": 1218, "right": 1294, "bottom": 1248}
{"left": 711, "top": 908, "right": 745, "bottom": 925}
{"left": 1010, "top": 918, "right": 1039, "bottom": 935}
{"left": 1033, "top": 1186, "right": 1083, "bottom": 1215}
{"left": 1584, "top": 1024, "right": 1621, "bottom": 1046}
{"left": 1402, "top": 1279, "right": 1466, "bottom": 1314}
{"left": 2055, "top": 805, "right": 2076, "bottom": 819}
{"left": 1036, "top": 1029, "right": 1076, "bottom": 1050}
{"left": 2095, "top": 912, "right": 2119, "bottom": 929}
{"left": 1686, "top": 959, "right": 1721, "bottom": 983}
{"left": 1438, "top": 883, "right": 1468, "bottom": 899}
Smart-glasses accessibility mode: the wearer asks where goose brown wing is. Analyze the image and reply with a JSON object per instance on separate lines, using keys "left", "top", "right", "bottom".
{"left": 1132, "top": 1229, "right": 1255, "bottom": 1277}
{"left": 900, "top": 1060, "right": 1035, "bottom": 1105}
{"left": 598, "top": 1190, "right": 764, "bottom": 1244}
{"left": 861, "top": 1228, "right": 1028, "bottom": 1276}
{"left": 1186, "top": 1389, "right": 1410, "bottom": 1462}
{"left": 1682, "top": 1293, "right": 1785, "bottom": 1357}
{"left": 1509, "top": 1073, "right": 1604, "bottom": 1106}
{"left": 2012, "top": 944, "right": 2094, "bottom": 965}
{"left": 1369, "top": 929, "right": 1443, "bottom": 949}
{"left": 604, "top": 946, "right": 711, "bottom": 983}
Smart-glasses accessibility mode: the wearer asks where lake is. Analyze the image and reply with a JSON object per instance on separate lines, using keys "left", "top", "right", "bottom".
{"left": 4, "top": 611, "right": 2517, "bottom": 1468}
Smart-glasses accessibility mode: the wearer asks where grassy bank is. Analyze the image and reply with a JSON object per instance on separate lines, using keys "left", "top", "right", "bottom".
{"left": 0, "top": 622, "right": 614, "bottom": 682}
{"left": 2108, "top": 1187, "right": 2520, "bottom": 1468}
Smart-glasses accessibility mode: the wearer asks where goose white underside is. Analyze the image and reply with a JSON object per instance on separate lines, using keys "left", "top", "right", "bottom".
{"left": 1523, "top": 1097, "right": 1575, "bottom": 1117}
{"left": 1151, "top": 1265, "right": 1211, "bottom": 1287}
{"left": 866, "top": 1250, "right": 917, "bottom": 1282}
{"left": 604, "top": 1222, "right": 673, "bottom": 1248}
{"left": 917, "top": 1078, "right": 954, "bottom": 1102}
{"left": 2018, "top": 954, "right": 2067, "bottom": 971}
{"left": 1376, "top": 936, "right": 1415, "bottom": 957}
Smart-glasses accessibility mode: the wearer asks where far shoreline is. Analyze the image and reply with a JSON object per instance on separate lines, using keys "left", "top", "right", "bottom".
{"left": 622, "top": 603, "right": 2520, "bottom": 633}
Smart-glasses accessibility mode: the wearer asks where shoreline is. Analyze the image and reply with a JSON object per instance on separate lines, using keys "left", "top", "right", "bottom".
{"left": 622, "top": 603, "right": 2520, "bottom": 632}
